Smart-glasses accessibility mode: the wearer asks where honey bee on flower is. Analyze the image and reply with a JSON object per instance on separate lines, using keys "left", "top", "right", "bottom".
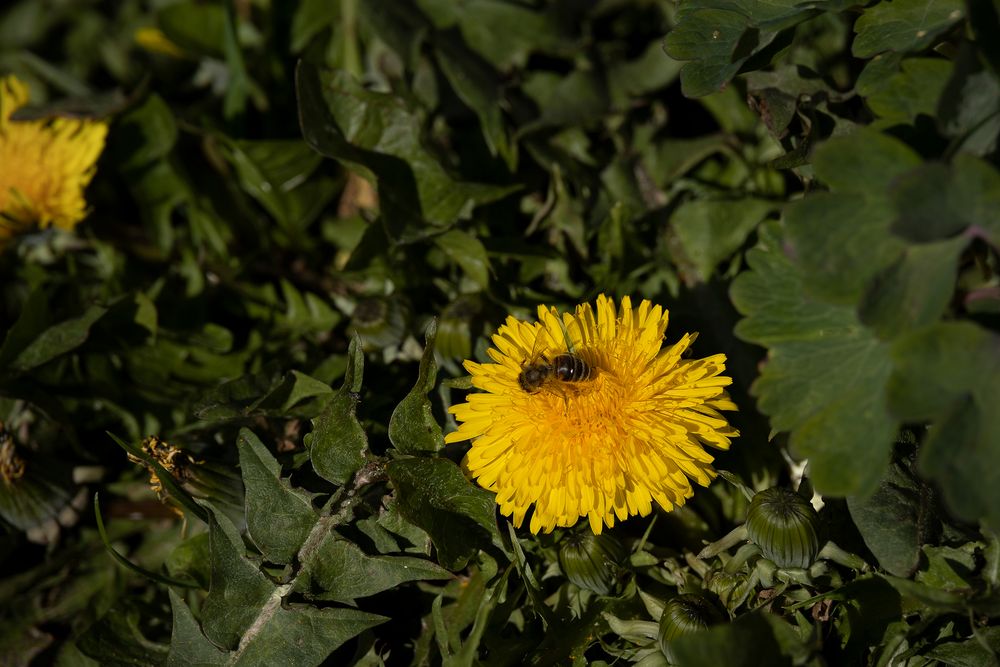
{"left": 445, "top": 294, "right": 739, "bottom": 535}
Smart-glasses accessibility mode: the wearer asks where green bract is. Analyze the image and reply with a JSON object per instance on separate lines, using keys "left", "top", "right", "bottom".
{"left": 746, "top": 488, "right": 822, "bottom": 570}
{"left": 657, "top": 594, "right": 725, "bottom": 662}
{"left": 558, "top": 532, "right": 627, "bottom": 596}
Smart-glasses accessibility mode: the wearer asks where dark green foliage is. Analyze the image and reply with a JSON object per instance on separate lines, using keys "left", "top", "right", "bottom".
{"left": 2, "top": 0, "right": 1000, "bottom": 664}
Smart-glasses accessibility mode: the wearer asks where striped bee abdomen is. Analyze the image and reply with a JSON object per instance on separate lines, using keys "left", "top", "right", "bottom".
{"left": 551, "top": 354, "right": 592, "bottom": 382}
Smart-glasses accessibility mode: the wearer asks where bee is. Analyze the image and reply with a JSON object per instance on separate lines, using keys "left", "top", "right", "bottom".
{"left": 518, "top": 352, "right": 595, "bottom": 394}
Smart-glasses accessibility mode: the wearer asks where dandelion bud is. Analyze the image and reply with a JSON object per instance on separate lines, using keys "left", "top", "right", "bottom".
{"left": 558, "top": 532, "right": 627, "bottom": 595}
{"left": 745, "top": 487, "right": 821, "bottom": 569}
{"left": 657, "top": 594, "right": 724, "bottom": 661}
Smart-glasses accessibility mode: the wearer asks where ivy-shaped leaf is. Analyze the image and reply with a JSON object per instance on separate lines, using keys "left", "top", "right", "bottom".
{"left": 200, "top": 505, "right": 276, "bottom": 650}
{"left": 229, "top": 604, "right": 386, "bottom": 666}
{"left": 165, "top": 590, "right": 228, "bottom": 667}
{"left": 306, "top": 336, "right": 368, "bottom": 485}
{"left": 238, "top": 428, "right": 318, "bottom": 564}
{"left": 386, "top": 457, "right": 500, "bottom": 570}
{"left": 295, "top": 534, "right": 452, "bottom": 602}
{"left": 388, "top": 319, "right": 443, "bottom": 454}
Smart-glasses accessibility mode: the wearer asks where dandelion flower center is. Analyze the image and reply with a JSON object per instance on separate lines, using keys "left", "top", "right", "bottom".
{"left": 445, "top": 295, "right": 739, "bottom": 534}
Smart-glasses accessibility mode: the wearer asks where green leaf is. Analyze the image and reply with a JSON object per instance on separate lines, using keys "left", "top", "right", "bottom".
{"left": 853, "top": 0, "right": 966, "bottom": 58}
{"left": 228, "top": 604, "right": 386, "bottom": 666}
{"left": 201, "top": 505, "right": 276, "bottom": 650}
{"left": 887, "top": 322, "right": 1000, "bottom": 527}
{"left": 812, "top": 127, "right": 924, "bottom": 194}
{"left": 385, "top": 457, "right": 499, "bottom": 570}
{"left": 216, "top": 138, "right": 331, "bottom": 236}
{"left": 663, "top": 8, "right": 754, "bottom": 98}
{"left": 388, "top": 320, "right": 443, "bottom": 454}
{"left": 890, "top": 153, "right": 1000, "bottom": 249}
{"left": 857, "top": 237, "right": 965, "bottom": 339}
{"left": 306, "top": 336, "right": 368, "bottom": 485}
{"left": 669, "top": 612, "right": 790, "bottom": 666}
{"left": 238, "top": 429, "right": 318, "bottom": 564}
{"left": 847, "top": 461, "right": 928, "bottom": 577}
{"left": 880, "top": 574, "right": 967, "bottom": 610}
{"left": 166, "top": 533, "right": 212, "bottom": 590}
{"left": 77, "top": 601, "right": 169, "bottom": 667}
{"left": 785, "top": 194, "right": 904, "bottom": 304}
{"left": 296, "top": 61, "right": 516, "bottom": 232}
{"left": 521, "top": 68, "right": 610, "bottom": 131}
{"left": 158, "top": 1, "right": 226, "bottom": 57}
{"left": 434, "top": 230, "right": 491, "bottom": 289}
{"left": 918, "top": 545, "right": 976, "bottom": 592}
{"left": 937, "top": 42, "right": 1000, "bottom": 156}
{"left": 731, "top": 222, "right": 897, "bottom": 497}
{"left": 416, "top": 0, "right": 574, "bottom": 70}
{"left": 785, "top": 129, "right": 921, "bottom": 303}
{"left": 664, "top": 0, "right": 847, "bottom": 98}
{"left": 433, "top": 36, "right": 516, "bottom": 169}
{"left": 290, "top": 0, "right": 336, "bottom": 53}
{"left": 4, "top": 304, "right": 107, "bottom": 374}
{"left": 193, "top": 365, "right": 284, "bottom": 421}
{"left": 865, "top": 58, "right": 952, "bottom": 127}
{"left": 670, "top": 198, "right": 778, "bottom": 282}
{"left": 925, "top": 627, "right": 1000, "bottom": 666}
{"left": 279, "top": 280, "right": 342, "bottom": 336}
{"left": 296, "top": 534, "right": 452, "bottom": 602}
{"left": 165, "top": 590, "right": 228, "bottom": 667}
{"left": 0, "top": 290, "right": 49, "bottom": 372}
{"left": 113, "top": 94, "right": 178, "bottom": 171}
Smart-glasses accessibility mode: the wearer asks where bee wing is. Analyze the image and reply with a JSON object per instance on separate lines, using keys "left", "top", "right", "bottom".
{"left": 527, "top": 320, "right": 556, "bottom": 362}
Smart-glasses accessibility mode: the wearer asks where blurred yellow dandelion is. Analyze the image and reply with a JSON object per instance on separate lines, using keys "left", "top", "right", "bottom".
{"left": 134, "top": 27, "right": 185, "bottom": 58}
{"left": 445, "top": 295, "right": 739, "bottom": 534}
{"left": 0, "top": 75, "right": 108, "bottom": 246}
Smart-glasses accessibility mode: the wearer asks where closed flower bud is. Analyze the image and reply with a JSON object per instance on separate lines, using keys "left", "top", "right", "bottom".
{"left": 558, "top": 532, "right": 627, "bottom": 595}
{"left": 746, "top": 487, "right": 821, "bottom": 569}
{"left": 657, "top": 594, "right": 724, "bottom": 661}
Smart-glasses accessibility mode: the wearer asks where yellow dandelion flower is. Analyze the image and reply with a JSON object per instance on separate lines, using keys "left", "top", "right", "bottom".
{"left": 0, "top": 75, "right": 108, "bottom": 246}
{"left": 445, "top": 294, "right": 739, "bottom": 535}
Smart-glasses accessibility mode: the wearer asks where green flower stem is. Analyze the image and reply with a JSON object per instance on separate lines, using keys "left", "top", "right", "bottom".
{"left": 757, "top": 558, "right": 777, "bottom": 588}
{"left": 725, "top": 542, "right": 761, "bottom": 573}
{"left": 776, "top": 567, "right": 812, "bottom": 586}
{"left": 817, "top": 541, "right": 869, "bottom": 572}
{"left": 698, "top": 524, "right": 748, "bottom": 559}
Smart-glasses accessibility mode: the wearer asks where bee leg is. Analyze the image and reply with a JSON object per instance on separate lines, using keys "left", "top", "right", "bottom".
{"left": 558, "top": 385, "right": 570, "bottom": 411}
